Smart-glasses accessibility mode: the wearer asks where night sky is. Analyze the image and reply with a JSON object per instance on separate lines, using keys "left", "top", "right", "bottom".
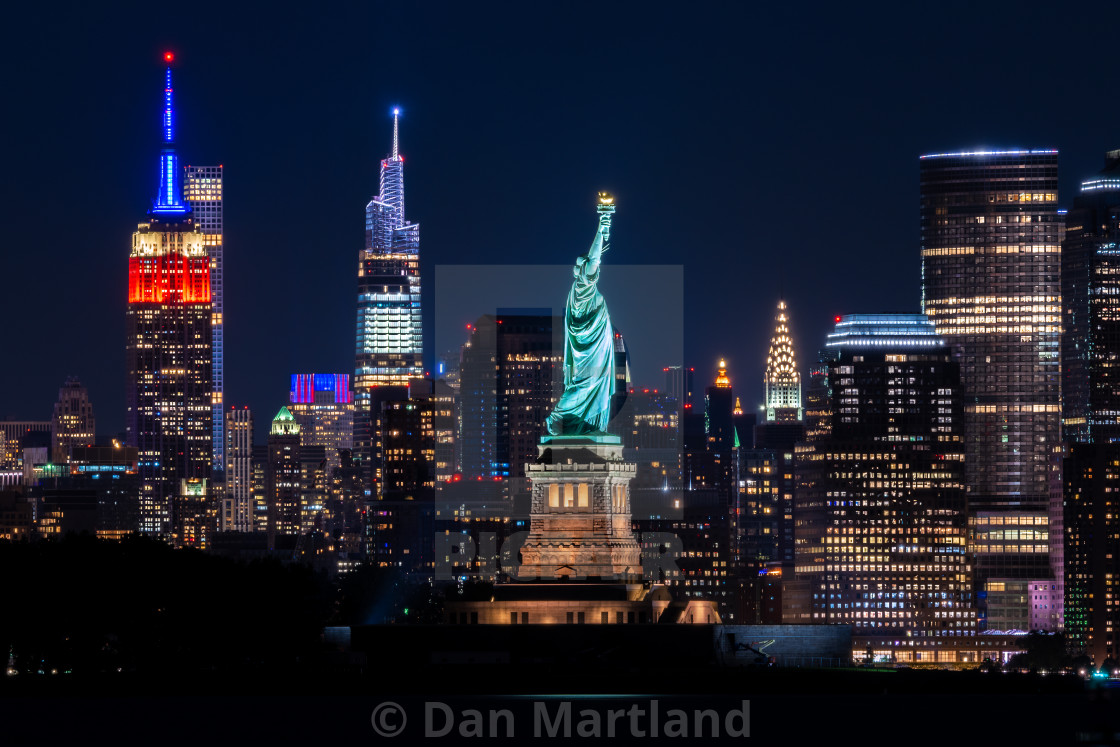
{"left": 2, "top": 1, "right": 1119, "bottom": 441}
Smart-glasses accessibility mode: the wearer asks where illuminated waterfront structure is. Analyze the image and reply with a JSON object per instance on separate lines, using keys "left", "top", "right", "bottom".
{"left": 919, "top": 149, "right": 1060, "bottom": 629}
{"left": 764, "top": 300, "right": 802, "bottom": 422}
{"left": 288, "top": 373, "right": 354, "bottom": 473}
{"left": 354, "top": 109, "right": 423, "bottom": 475}
{"left": 223, "top": 407, "right": 253, "bottom": 532}
{"left": 789, "top": 315, "right": 976, "bottom": 660}
{"left": 50, "top": 377, "right": 95, "bottom": 463}
{"left": 125, "top": 54, "right": 213, "bottom": 540}
{"left": 183, "top": 165, "right": 224, "bottom": 480}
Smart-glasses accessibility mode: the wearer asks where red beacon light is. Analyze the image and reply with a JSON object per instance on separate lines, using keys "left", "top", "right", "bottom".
{"left": 164, "top": 52, "right": 174, "bottom": 63}
{"left": 834, "top": 315, "right": 842, "bottom": 323}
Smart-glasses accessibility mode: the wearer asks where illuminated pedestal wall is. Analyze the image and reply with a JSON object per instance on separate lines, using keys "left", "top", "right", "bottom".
{"left": 518, "top": 436, "right": 641, "bottom": 581}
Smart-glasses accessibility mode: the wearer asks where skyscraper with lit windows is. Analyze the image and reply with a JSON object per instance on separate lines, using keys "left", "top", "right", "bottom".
{"left": 1062, "top": 149, "right": 1120, "bottom": 664}
{"left": 789, "top": 314, "right": 976, "bottom": 660}
{"left": 354, "top": 110, "right": 423, "bottom": 476}
{"left": 919, "top": 150, "right": 1060, "bottom": 628}
{"left": 223, "top": 406, "right": 253, "bottom": 532}
{"left": 288, "top": 373, "right": 354, "bottom": 473}
{"left": 51, "top": 377, "right": 95, "bottom": 464}
{"left": 126, "top": 54, "right": 213, "bottom": 539}
{"left": 184, "top": 165, "right": 224, "bottom": 482}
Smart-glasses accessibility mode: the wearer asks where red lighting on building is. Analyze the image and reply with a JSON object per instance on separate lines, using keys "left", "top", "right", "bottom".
{"left": 128, "top": 255, "right": 211, "bottom": 304}
{"left": 835, "top": 315, "right": 842, "bottom": 322}
{"left": 164, "top": 52, "right": 174, "bottom": 62}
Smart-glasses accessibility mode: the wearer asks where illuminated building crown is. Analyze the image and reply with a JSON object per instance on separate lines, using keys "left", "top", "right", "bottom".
{"left": 714, "top": 359, "right": 731, "bottom": 388}
{"left": 270, "top": 406, "right": 301, "bottom": 436}
{"left": 150, "top": 53, "right": 189, "bottom": 217}
{"left": 764, "top": 299, "right": 802, "bottom": 421}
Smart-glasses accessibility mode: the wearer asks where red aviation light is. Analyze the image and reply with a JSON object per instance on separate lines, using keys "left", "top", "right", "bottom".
{"left": 164, "top": 52, "right": 174, "bottom": 63}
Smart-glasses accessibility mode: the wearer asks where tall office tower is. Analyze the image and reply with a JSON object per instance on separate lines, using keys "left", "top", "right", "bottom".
{"left": 705, "top": 360, "right": 735, "bottom": 453}
{"left": 183, "top": 165, "right": 224, "bottom": 480}
{"left": 431, "top": 379, "right": 457, "bottom": 483}
{"left": 740, "top": 306, "right": 804, "bottom": 622}
{"left": 288, "top": 373, "right": 354, "bottom": 473}
{"left": 1064, "top": 446, "right": 1120, "bottom": 665}
{"left": 458, "top": 314, "right": 560, "bottom": 492}
{"left": 50, "top": 377, "right": 95, "bottom": 463}
{"left": 609, "top": 387, "right": 680, "bottom": 490}
{"left": 223, "top": 406, "right": 253, "bottom": 532}
{"left": 1062, "top": 150, "right": 1120, "bottom": 662}
{"left": 126, "top": 55, "right": 213, "bottom": 539}
{"left": 803, "top": 351, "right": 833, "bottom": 443}
{"left": 663, "top": 365, "right": 694, "bottom": 410}
{"left": 250, "top": 443, "right": 269, "bottom": 533}
{"left": 920, "top": 149, "right": 1061, "bottom": 629}
{"left": 370, "top": 392, "right": 437, "bottom": 572}
{"left": 1062, "top": 149, "right": 1120, "bottom": 444}
{"left": 0, "top": 420, "right": 51, "bottom": 470}
{"left": 789, "top": 315, "right": 976, "bottom": 662}
{"left": 764, "top": 300, "right": 802, "bottom": 422}
{"left": 265, "top": 407, "right": 302, "bottom": 550}
{"left": 354, "top": 109, "right": 423, "bottom": 475}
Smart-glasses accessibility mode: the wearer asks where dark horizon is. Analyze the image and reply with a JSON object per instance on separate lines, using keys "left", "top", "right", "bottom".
{"left": 2, "top": 1, "right": 1119, "bottom": 441}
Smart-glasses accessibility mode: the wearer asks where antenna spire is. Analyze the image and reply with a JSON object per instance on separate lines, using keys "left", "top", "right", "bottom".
{"left": 151, "top": 53, "right": 187, "bottom": 216}
{"left": 392, "top": 107, "right": 400, "bottom": 159}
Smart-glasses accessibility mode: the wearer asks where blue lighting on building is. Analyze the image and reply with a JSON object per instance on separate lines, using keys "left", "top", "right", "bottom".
{"left": 150, "top": 64, "right": 188, "bottom": 217}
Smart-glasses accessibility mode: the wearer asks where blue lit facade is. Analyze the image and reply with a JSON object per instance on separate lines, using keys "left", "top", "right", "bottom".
{"left": 152, "top": 66, "right": 188, "bottom": 216}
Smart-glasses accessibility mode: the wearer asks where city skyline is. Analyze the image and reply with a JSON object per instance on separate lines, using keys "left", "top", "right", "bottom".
{"left": 3, "top": 4, "right": 1119, "bottom": 441}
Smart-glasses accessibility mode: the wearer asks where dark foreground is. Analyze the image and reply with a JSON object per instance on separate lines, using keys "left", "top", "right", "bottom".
{"left": 2, "top": 666, "right": 1118, "bottom": 746}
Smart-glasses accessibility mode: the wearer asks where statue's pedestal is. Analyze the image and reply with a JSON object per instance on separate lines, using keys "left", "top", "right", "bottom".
{"left": 517, "top": 434, "right": 642, "bottom": 581}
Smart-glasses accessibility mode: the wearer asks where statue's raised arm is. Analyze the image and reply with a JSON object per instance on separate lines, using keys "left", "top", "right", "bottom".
{"left": 546, "top": 193, "right": 618, "bottom": 436}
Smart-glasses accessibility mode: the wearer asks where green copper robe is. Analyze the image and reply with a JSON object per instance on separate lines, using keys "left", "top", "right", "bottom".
{"left": 546, "top": 220, "right": 616, "bottom": 435}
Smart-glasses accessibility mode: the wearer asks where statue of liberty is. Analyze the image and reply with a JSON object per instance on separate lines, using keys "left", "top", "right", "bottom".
{"left": 546, "top": 192, "right": 618, "bottom": 436}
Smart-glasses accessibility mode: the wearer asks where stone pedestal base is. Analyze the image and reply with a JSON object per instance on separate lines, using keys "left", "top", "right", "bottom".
{"left": 518, "top": 435, "right": 641, "bottom": 581}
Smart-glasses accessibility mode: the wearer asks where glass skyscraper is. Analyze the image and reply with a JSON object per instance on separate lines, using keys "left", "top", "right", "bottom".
{"left": 1061, "top": 149, "right": 1120, "bottom": 445}
{"left": 1062, "top": 149, "right": 1120, "bottom": 665}
{"left": 919, "top": 150, "right": 1060, "bottom": 628}
{"left": 354, "top": 110, "right": 423, "bottom": 474}
{"left": 184, "top": 165, "right": 224, "bottom": 481}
